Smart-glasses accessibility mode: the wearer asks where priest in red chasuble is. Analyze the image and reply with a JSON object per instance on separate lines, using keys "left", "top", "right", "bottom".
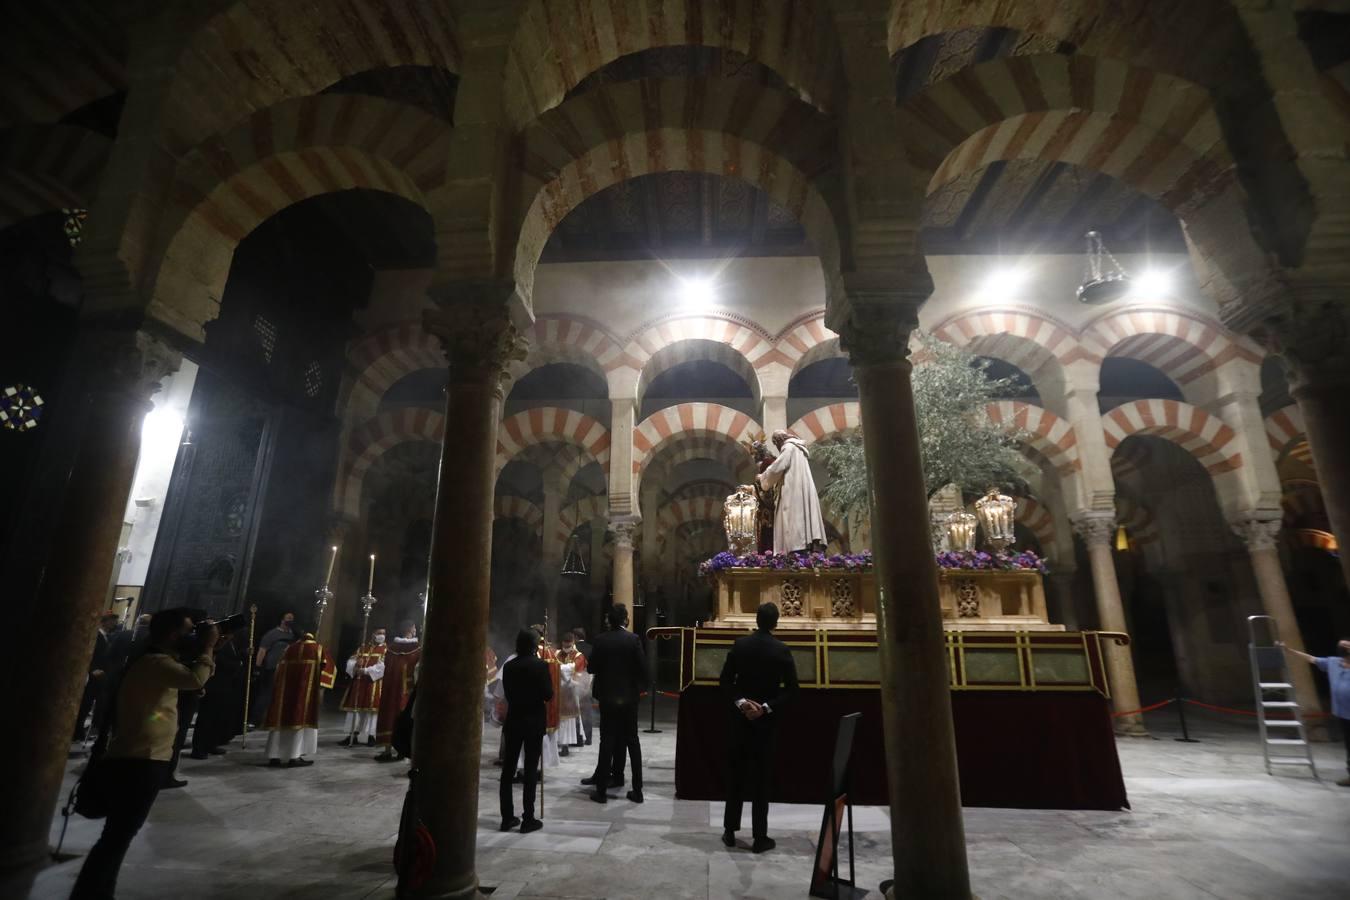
{"left": 264, "top": 633, "right": 337, "bottom": 768}
{"left": 375, "top": 620, "right": 421, "bottom": 762}
{"left": 339, "top": 627, "right": 386, "bottom": 747}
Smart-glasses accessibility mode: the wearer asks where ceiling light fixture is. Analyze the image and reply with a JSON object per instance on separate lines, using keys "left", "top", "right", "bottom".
{"left": 976, "top": 266, "right": 1030, "bottom": 302}
{"left": 678, "top": 276, "right": 717, "bottom": 308}
{"left": 1130, "top": 268, "right": 1174, "bottom": 299}
{"left": 1077, "top": 231, "right": 1130, "bottom": 304}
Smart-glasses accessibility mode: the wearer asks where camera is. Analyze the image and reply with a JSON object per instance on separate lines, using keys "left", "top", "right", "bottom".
{"left": 179, "top": 611, "right": 247, "bottom": 657}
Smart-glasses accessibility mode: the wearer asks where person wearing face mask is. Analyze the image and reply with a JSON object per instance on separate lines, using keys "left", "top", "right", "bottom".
{"left": 248, "top": 611, "right": 297, "bottom": 726}
{"left": 339, "top": 627, "right": 387, "bottom": 747}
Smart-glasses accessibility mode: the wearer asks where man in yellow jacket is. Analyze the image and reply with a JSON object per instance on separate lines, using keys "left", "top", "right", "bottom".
{"left": 71, "top": 609, "right": 217, "bottom": 900}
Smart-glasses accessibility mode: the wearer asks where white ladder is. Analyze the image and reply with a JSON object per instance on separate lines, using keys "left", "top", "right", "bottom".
{"left": 1247, "top": 615, "right": 1319, "bottom": 779}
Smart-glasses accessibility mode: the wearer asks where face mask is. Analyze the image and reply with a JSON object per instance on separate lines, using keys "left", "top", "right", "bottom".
{"left": 374, "top": 634, "right": 386, "bottom": 645}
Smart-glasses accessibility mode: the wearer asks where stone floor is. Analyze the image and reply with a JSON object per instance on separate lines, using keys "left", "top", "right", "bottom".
{"left": 32, "top": 699, "right": 1350, "bottom": 900}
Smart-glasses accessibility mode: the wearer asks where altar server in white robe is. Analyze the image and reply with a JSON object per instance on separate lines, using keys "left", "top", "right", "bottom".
{"left": 757, "top": 430, "right": 828, "bottom": 555}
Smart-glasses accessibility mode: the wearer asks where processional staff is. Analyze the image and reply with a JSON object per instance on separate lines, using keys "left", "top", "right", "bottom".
{"left": 240, "top": 603, "right": 257, "bottom": 749}
{"left": 347, "top": 554, "right": 379, "bottom": 748}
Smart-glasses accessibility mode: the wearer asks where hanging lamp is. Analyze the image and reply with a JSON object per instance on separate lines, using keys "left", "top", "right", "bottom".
{"left": 560, "top": 499, "right": 588, "bottom": 576}
{"left": 1076, "top": 231, "right": 1131, "bottom": 305}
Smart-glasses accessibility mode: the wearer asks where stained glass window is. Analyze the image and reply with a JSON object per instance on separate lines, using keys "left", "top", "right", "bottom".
{"left": 0, "top": 384, "right": 45, "bottom": 431}
{"left": 252, "top": 313, "right": 277, "bottom": 363}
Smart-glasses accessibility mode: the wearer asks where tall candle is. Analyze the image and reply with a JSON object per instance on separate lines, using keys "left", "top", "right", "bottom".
{"left": 368, "top": 554, "right": 376, "bottom": 593}
{"left": 324, "top": 545, "right": 338, "bottom": 586}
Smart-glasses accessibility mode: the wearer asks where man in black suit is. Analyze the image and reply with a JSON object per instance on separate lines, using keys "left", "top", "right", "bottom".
{"left": 719, "top": 602, "right": 799, "bottom": 853}
{"left": 582, "top": 604, "right": 647, "bottom": 804}
{"left": 499, "top": 629, "right": 553, "bottom": 833}
{"left": 74, "top": 613, "right": 119, "bottom": 741}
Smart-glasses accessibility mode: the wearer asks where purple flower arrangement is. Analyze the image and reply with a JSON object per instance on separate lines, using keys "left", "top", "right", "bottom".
{"left": 699, "top": 548, "right": 1047, "bottom": 577}
{"left": 698, "top": 549, "right": 874, "bottom": 577}
{"left": 934, "top": 549, "right": 1048, "bottom": 573}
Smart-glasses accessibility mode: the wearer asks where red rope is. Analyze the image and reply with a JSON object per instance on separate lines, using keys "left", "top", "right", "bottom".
{"left": 1110, "top": 698, "right": 1175, "bottom": 717}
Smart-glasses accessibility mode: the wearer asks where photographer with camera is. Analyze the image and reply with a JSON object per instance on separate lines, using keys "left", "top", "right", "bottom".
{"left": 70, "top": 608, "right": 217, "bottom": 900}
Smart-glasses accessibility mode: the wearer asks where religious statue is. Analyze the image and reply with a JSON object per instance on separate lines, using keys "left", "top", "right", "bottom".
{"left": 756, "top": 430, "right": 828, "bottom": 555}
{"left": 723, "top": 485, "right": 759, "bottom": 555}
{"left": 746, "top": 435, "right": 777, "bottom": 552}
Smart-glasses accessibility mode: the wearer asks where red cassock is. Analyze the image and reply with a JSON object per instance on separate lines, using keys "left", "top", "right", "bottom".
{"left": 376, "top": 641, "right": 421, "bottom": 744}
{"left": 263, "top": 638, "right": 337, "bottom": 730}
{"left": 339, "top": 643, "right": 386, "bottom": 713}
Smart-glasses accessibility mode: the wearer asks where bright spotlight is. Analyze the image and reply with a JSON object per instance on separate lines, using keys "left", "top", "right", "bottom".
{"left": 1131, "top": 268, "right": 1174, "bottom": 299}
{"left": 141, "top": 407, "right": 184, "bottom": 446}
{"left": 678, "top": 276, "right": 717, "bottom": 307}
{"left": 977, "top": 266, "right": 1030, "bottom": 302}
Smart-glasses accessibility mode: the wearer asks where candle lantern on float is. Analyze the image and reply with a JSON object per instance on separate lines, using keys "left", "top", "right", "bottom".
{"left": 945, "top": 510, "right": 977, "bottom": 552}
{"left": 974, "top": 487, "right": 1017, "bottom": 553}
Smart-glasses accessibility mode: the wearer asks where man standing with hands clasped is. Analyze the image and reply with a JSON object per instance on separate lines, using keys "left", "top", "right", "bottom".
{"left": 583, "top": 604, "right": 648, "bottom": 804}
{"left": 500, "top": 628, "right": 553, "bottom": 832}
{"left": 719, "top": 601, "right": 799, "bottom": 853}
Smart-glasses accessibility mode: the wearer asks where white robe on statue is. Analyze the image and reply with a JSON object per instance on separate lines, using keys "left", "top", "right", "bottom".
{"left": 758, "top": 437, "right": 828, "bottom": 554}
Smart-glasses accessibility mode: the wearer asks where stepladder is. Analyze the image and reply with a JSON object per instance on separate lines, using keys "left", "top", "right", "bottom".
{"left": 1247, "top": 615, "right": 1319, "bottom": 780}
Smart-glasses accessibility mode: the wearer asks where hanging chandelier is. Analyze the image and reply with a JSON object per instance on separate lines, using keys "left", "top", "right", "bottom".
{"left": 560, "top": 501, "right": 587, "bottom": 576}
{"left": 1076, "top": 231, "right": 1130, "bottom": 305}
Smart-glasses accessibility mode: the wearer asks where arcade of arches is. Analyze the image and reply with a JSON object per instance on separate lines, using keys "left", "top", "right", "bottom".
{"left": 3, "top": 3, "right": 1350, "bottom": 899}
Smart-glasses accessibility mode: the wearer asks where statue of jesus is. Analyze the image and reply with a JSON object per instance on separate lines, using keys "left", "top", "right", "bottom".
{"left": 756, "top": 430, "right": 828, "bottom": 555}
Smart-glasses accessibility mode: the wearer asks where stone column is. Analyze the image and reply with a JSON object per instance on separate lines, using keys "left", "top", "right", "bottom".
{"left": 609, "top": 517, "right": 638, "bottom": 612}
{"left": 838, "top": 298, "right": 971, "bottom": 900}
{"left": 540, "top": 469, "right": 565, "bottom": 639}
{"left": 1268, "top": 302, "right": 1350, "bottom": 588}
{"left": 413, "top": 289, "right": 526, "bottom": 900}
{"left": 762, "top": 393, "right": 788, "bottom": 436}
{"left": 1071, "top": 512, "right": 1149, "bottom": 736}
{"left": 1232, "top": 517, "right": 1325, "bottom": 724}
{"left": 0, "top": 330, "right": 178, "bottom": 898}
{"left": 590, "top": 519, "right": 607, "bottom": 590}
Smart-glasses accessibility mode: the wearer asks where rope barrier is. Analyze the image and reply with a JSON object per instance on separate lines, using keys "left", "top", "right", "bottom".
{"left": 1110, "top": 698, "right": 1175, "bottom": 718}
{"left": 1110, "top": 696, "right": 1333, "bottom": 720}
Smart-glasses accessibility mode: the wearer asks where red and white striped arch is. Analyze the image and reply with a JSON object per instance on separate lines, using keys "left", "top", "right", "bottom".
{"left": 509, "top": 316, "right": 634, "bottom": 386}
{"left": 161, "top": 0, "right": 461, "bottom": 155}
{"left": 1265, "top": 405, "right": 1305, "bottom": 453}
{"left": 556, "top": 494, "right": 610, "bottom": 548}
{"left": 905, "top": 55, "right": 1233, "bottom": 203}
{"left": 512, "top": 76, "right": 844, "bottom": 304}
{"left": 496, "top": 407, "right": 611, "bottom": 476}
{"left": 626, "top": 315, "right": 775, "bottom": 400}
{"left": 342, "top": 322, "right": 446, "bottom": 423}
{"left": 494, "top": 495, "right": 543, "bottom": 537}
{"left": 1015, "top": 496, "right": 1056, "bottom": 551}
{"left": 642, "top": 436, "right": 757, "bottom": 492}
{"left": 0, "top": 125, "right": 109, "bottom": 228}
{"left": 633, "top": 403, "right": 760, "bottom": 480}
{"left": 1084, "top": 307, "right": 1261, "bottom": 390}
{"left": 336, "top": 408, "right": 446, "bottom": 518}
{"left": 150, "top": 94, "right": 451, "bottom": 339}
{"left": 774, "top": 312, "right": 842, "bottom": 376}
{"left": 790, "top": 403, "right": 861, "bottom": 445}
{"left": 657, "top": 497, "right": 724, "bottom": 534}
{"left": 1101, "top": 399, "right": 1242, "bottom": 476}
{"left": 502, "top": 0, "right": 842, "bottom": 128}
{"left": 931, "top": 308, "right": 1095, "bottom": 374}
{"left": 984, "top": 401, "right": 1080, "bottom": 476}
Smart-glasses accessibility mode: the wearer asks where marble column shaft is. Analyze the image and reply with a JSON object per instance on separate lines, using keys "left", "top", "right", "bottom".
{"left": 840, "top": 301, "right": 971, "bottom": 900}
{"left": 1290, "top": 377, "right": 1350, "bottom": 589}
{"left": 1072, "top": 512, "right": 1148, "bottom": 736}
{"left": 413, "top": 298, "right": 524, "bottom": 899}
{"left": 610, "top": 518, "right": 637, "bottom": 611}
{"left": 0, "top": 331, "right": 177, "bottom": 898}
{"left": 1233, "top": 518, "right": 1325, "bottom": 724}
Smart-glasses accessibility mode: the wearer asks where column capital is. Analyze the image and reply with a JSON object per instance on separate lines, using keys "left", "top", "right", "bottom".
{"left": 1262, "top": 299, "right": 1350, "bottom": 391}
{"left": 608, "top": 515, "right": 640, "bottom": 548}
{"left": 1232, "top": 516, "right": 1282, "bottom": 552}
{"left": 834, "top": 293, "right": 924, "bottom": 367}
{"left": 79, "top": 329, "right": 182, "bottom": 408}
{"left": 424, "top": 280, "right": 528, "bottom": 384}
{"left": 1070, "top": 511, "right": 1117, "bottom": 547}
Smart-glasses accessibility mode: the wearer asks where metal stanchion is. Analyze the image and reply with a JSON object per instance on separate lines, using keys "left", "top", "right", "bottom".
{"left": 1175, "top": 693, "right": 1200, "bottom": 743}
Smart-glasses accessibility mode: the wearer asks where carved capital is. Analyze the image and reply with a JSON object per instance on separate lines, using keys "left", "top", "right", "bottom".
{"left": 1070, "top": 511, "right": 1117, "bottom": 548}
{"left": 609, "top": 515, "right": 640, "bottom": 550}
{"left": 836, "top": 294, "right": 923, "bottom": 367}
{"left": 1261, "top": 300, "right": 1350, "bottom": 391}
{"left": 424, "top": 280, "right": 529, "bottom": 383}
{"left": 1232, "top": 517, "right": 1281, "bottom": 552}
{"left": 79, "top": 330, "right": 181, "bottom": 409}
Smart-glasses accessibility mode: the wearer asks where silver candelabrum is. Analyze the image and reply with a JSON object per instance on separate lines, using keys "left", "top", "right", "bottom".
{"left": 313, "top": 584, "right": 334, "bottom": 634}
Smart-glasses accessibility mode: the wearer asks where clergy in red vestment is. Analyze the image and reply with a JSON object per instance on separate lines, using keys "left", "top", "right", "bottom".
{"left": 374, "top": 620, "right": 421, "bottom": 762}
{"left": 338, "top": 627, "right": 386, "bottom": 747}
{"left": 264, "top": 633, "right": 337, "bottom": 768}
